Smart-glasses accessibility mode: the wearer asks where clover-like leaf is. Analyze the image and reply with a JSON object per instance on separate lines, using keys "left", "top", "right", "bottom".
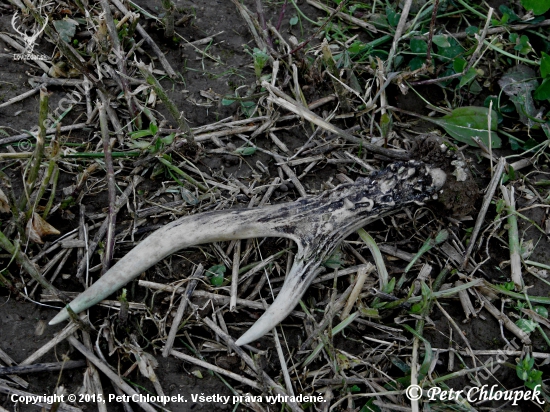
{"left": 430, "top": 107, "right": 501, "bottom": 148}
{"left": 53, "top": 19, "right": 78, "bottom": 43}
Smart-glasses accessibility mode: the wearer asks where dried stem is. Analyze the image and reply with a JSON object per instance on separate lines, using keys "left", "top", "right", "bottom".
{"left": 161, "top": 0, "right": 175, "bottom": 39}
{"left": 0, "top": 85, "right": 40, "bottom": 109}
{"left": 425, "top": 0, "right": 439, "bottom": 66}
{"left": 275, "top": 0, "right": 287, "bottom": 31}
{"left": 255, "top": 0, "right": 272, "bottom": 48}
{"left": 99, "top": 101, "right": 117, "bottom": 274}
{"left": 340, "top": 263, "right": 374, "bottom": 320}
{"left": 500, "top": 185, "right": 523, "bottom": 290}
{"left": 0, "top": 229, "right": 64, "bottom": 298}
{"left": 263, "top": 82, "right": 410, "bottom": 160}
{"left": 230, "top": 240, "right": 241, "bottom": 311}
{"left": 462, "top": 157, "right": 506, "bottom": 269}
{"left": 75, "top": 176, "right": 143, "bottom": 280}
{"left": 97, "top": 0, "right": 139, "bottom": 123}
{"left": 0, "top": 360, "right": 85, "bottom": 376}
{"left": 25, "top": 88, "right": 49, "bottom": 200}
{"left": 162, "top": 264, "right": 204, "bottom": 357}
{"left": 136, "top": 62, "right": 195, "bottom": 145}
{"left": 67, "top": 336, "right": 157, "bottom": 412}
{"left": 109, "top": 0, "right": 177, "bottom": 77}
{"left": 386, "top": 0, "right": 413, "bottom": 72}
{"left": 479, "top": 295, "right": 531, "bottom": 343}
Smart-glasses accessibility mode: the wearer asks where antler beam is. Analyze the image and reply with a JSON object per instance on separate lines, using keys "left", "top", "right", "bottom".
{"left": 49, "top": 161, "right": 445, "bottom": 345}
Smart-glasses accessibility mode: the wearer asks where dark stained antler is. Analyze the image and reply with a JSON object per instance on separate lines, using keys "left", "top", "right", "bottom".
{"left": 49, "top": 161, "right": 445, "bottom": 345}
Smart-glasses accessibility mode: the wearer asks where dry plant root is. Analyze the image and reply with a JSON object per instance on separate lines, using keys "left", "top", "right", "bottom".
{"left": 50, "top": 161, "right": 446, "bottom": 345}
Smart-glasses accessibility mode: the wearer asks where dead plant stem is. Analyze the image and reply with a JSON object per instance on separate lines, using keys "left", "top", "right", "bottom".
{"left": 67, "top": 336, "right": 157, "bottom": 412}
{"left": 425, "top": 0, "right": 439, "bottom": 66}
{"left": 109, "top": 0, "right": 177, "bottom": 77}
{"left": 98, "top": 0, "right": 139, "bottom": 123}
{"left": 24, "top": 88, "right": 49, "bottom": 206}
{"left": 500, "top": 185, "right": 523, "bottom": 290}
{"left": 386, "top": 0, "right": 413, "bottom": 72}
{"left": 137, "top": 62, "right": 195, "bottom": 145}
{"left": 0, "top": 230, "right": 64, "bottom": 299}
{"left": 99, "top": 102, "right": 117, "bottom": 274}
{"left": 162, "top": 265, "right": 204, "bottom": 357}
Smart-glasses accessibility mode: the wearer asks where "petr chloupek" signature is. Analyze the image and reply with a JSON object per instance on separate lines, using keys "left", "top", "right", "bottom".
{"left": 427, "top": 384, "right": 545, "bottom": 406}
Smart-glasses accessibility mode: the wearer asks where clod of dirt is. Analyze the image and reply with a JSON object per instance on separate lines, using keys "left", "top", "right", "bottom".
{"left": 412, "top": 133, "right": 479, "bottom": 216}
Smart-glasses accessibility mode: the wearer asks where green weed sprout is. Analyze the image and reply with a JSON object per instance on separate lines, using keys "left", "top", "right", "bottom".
{"left": 252, "top": 48, "right": 269, "bottom": 78}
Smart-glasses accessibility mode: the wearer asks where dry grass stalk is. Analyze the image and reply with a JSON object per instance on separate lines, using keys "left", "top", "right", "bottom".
{"left": 0, "top": 123, "right": 87, "bottom": 146}
{"left": 340, "top": 263, "right": 374, "bottom": 320}
{"left": 479, "top": 295, "right": 531, "bottom": 344}
{"left": 200, "top": 317, "right": 304, "bottom": 412}
{"left": 462, "top": 157, "right": 506, "bottom": 269}
{"left": 0, "top": 85, "right": 40, "bottom": 109}
{"left": 138, "top": 280, "right": 308, "bottom": 318}
{"left": 162, "top": 264, "right": 204, "bottom": 357}
{"left": 230, "top": 240, "right": 241, "bottom": 311}
{"left": 263, "top": 81, "right": 410, "bottom": 160}
{"left": 20, "top": 321, "right": 80, "bottom": 366}
{"left": 500, "top": 185, "right": 524, "bottom": 290}
{"left": 0, "top": 360, "right": 85, "bottom": 376}
{"left": 108, "top": 0, "right": 176, "bottom": 78}
{"left": 75, "top": 176, "right": 143, "bottom": 280}
{"left": 81, "top": 331, "right": 107, "bottom": 412}
{"left": 67, "top": 336, "right": 156, "bottom": 412}
{"left": 98, "top": 101, "right": 117, "bottom": 274}
{"left": 306, "top": 0, "right": 377, "bottom": 31}
{"left": 170, "top": 350, "right": 261, "bottom": 389}
{"left": 0, "top": 349, "right": 29, "bottom": 389}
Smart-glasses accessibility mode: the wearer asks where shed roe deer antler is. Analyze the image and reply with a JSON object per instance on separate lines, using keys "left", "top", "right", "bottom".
{"left": 11, "top": 11, "right": 48, "bottom": 55}
{"left": 49, "top": 161, "right": 446, "bottom": 345}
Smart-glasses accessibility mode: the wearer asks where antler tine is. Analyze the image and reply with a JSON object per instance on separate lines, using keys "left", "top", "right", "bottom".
{"left": 32, "top": 15, "right": 48, "bottom": 39}
{"left": 11, "top": 12, "right": 26, "bottom": 39}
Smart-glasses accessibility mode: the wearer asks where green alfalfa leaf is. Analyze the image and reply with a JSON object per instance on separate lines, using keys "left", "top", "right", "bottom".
{"left": 53, "top": 19, "right": 78, "bottom": 43}
{"left": 453, "top": 57, "right": 467, "bottom": 73}
{"left": 521, "top": 0, "right": 550, "bottom": 15}
{"left": 386, "top": 6, "right": 401, "bottom": 27}
{"left": 206, "top": 264, "right": 226, "bottom": 287}
{"left": 234, "top": 146, "right": 257, "bottom": 156}
{"left": 408, "top": 56, "right": 425, "bottom": 70}
{"left": 430, "top": 106, "right": 501, "bottom": 148}
{"left": 540, "top": 52, "right": 550, "bottom": 78}
{"left": 160, "top": 133, "right": 175, "bottom": 145}
{"left": 127, "top": 140, "right": 151, "bottom": 150}
{"left": 221, "top": 98, "right": 236, "bottom": 106}
{"left": 130, "top": 129, "right": 154, "bottom": 139}
{"left": 410, "top": 38, "right": 428, "bottom": 55}
{"left": 535, "top": 306, "right": 548, "bottom": 318}
{"left": 432, "top": 34, "right": 451, "bottom": 48}
{"left": 516, "top": 318, "right": 537, "bottom": 333}
{"left": 458, "top": 67, "right": 478, "bottom": 89}
{"left": 534, "top": 77, "right": 550, "bottom": 101}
